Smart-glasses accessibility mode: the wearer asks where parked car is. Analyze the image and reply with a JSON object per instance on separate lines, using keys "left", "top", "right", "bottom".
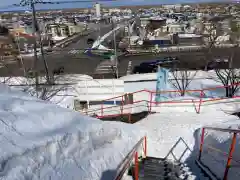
{"left": 133, "top": 63, "right": 158, "bottom": 74}
{"left": 132, "top": 57, "right": 179, "bottom": 74}
{"left": 200, "top": 59, "right": 229, "bottom": 70}
{"left": 87, "top": 38, "right": 95, "bottom": 45}
{"left": 132, "top": 60, "right": 162, "bottom": 74}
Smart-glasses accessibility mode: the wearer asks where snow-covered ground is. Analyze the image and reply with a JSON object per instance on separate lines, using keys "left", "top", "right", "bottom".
{"left": 1, "top": 70, "right": 240, "bottom": 179}
{"left": 0, "top": 75, "right": 124, "bottom": 109}
{"left": 136, "top": 100, "right": 240, "bottom": 179}
{"left": 96, "top": 72, "right": 240, "bottom": 179}
{"left": 0, "top": 83, "right": 145, "bottom": 180}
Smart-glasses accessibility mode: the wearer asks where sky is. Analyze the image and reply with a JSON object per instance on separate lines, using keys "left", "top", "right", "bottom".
{"left": 0, "top": 0, "right": 226, "bottom": 11}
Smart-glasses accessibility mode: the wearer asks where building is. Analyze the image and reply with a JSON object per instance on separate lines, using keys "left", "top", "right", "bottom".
{"left": 46, "top": 22, "right": 85, "bottom": 40}
{"left": 140, "top": 18, "right": 150, "bottom": 28}
{"left": 0, "top": 25, "right": 18, "bottom": 57}
{"left": 162, "top": 24, "right": 185, "bottom": 34}
{"left": 176, "top": 34, "right": 203, "bottom": 45}
{"left": 95, "top": 3, "right": 101, "bottom": 18}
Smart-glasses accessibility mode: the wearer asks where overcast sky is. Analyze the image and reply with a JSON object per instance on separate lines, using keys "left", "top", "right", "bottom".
{"left": 0, "top": 0, "right": 225, "bottom": 11}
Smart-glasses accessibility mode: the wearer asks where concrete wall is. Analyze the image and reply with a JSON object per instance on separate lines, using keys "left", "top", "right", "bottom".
{"left": 75, "top": 79, "right": 124, "bottom": 101}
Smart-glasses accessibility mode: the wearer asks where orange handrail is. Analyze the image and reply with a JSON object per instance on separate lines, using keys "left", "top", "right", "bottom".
{"left": 99, "top": 82, "right": 240, "bottom": 103}
{"left": 198, "top": 127, "right": 240, "bottom": 180}
{"left": 114, "top": 136, "right": 146, "bottom": 180}
{"left": 84, "top": 83, "right": 240, "bottom": 118}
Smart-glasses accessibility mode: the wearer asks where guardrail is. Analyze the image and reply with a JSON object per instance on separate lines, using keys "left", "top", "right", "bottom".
{"left": 87, "top": 100, "right": 150, "bottom": 123}
{"left": 53, "top": 29, "right": 94, "bottom": 48}
{"left": 198, "top": 127, "right": 240, "bottom": 180}
{"left": 84, "top": 83, "right": 240, "bottom": 119}
{"left": 114, "top": 136, "right": 147, "bottom": 180}
{"left": 127, "top": 44, "right": 237, "bottom": 55}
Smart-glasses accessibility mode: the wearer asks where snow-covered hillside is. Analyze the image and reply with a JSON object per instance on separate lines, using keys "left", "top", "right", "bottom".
{"left": 0, "top": 84, "right": 145, "bottom": 180}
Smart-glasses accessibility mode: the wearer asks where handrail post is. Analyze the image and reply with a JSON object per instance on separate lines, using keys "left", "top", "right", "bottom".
{"left": 144, "top": 136, "right": 147, "bottom": 157}
{"left": 134, "top": 151, "right": 139, "bottom": 180}
{"left": 198, "top": 128, "right": 205, "bottom": 161}
{"left": 101, "top": 102, "right": 103, "bottom": 117}
{"left": 128, "top": 113, "right": 131, "bottom": 123}
{"left": 223, "top": 132, "right": 237, "bottom": 180}
{"left": 149, "top": 91, "right": 153, "bottom": 113}
{"left": 121, "top": 95, "right": 124, "bottom": 115}
{"left": 197, "top": 90, "right": 204, "bottom": 114}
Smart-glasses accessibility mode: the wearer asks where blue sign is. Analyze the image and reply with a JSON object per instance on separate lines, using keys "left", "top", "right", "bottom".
{"left": 155, "top": 66, "right": 169, "bottom": 102}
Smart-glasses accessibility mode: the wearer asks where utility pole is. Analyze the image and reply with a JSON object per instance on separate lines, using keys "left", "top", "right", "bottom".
{"left": 18, "top": 0, "right": 51, "bottom": 86}
{"left": 31, "top": 1, "right": 50, "bottom": 84}
{"left": 112, "top": 18, "right": 118, "bottom": 79}
{"left": 31, "top": 2, "right": 39, "bottom": 92}
{"left": 15, "top": 0, "right": 117, "bottom": 83}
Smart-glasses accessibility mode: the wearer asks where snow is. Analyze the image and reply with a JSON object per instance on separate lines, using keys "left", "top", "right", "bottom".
{"left": 0, "top": 83, "right": 145, "bottom": 180}
{"left": 120, "top": 71, "right": 210, "bottom": 82}
{"left": 178, "top": 34, "right": 202, "bottom": 38}
{"left": 1, "top": 70, "right": 240, "bottom": 179}
{"left": 51, "top": 36, "right": 66, "bottom": 41}
{"left": 112, "top": 72, "right": 240, "bottom": 179}
{"left": 0, "top": 75, "right": 124, "bottom": 109}
{"left": 136, "top": 100, "right": 240, "bottom": 179}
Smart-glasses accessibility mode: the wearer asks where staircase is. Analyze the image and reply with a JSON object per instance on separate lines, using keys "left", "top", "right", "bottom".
{"left": 130, "top": 157, "right": 210, "bottom": 180}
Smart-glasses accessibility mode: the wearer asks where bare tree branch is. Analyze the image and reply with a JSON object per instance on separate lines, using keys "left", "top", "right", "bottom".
{"left": 169, "top": 70, "right": 197, "bottom": 96}
{"left": 213, "top": 69, "right": 240, "bottom": 97}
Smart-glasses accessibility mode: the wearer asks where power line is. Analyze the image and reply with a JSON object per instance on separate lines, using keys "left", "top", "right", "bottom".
{"left": 13, "top": 0, "right": 116, "bottom": 7}
{"left": 0, "top": 0, "right": 116, "bottom": 10}
{"left": 2, "top": 0, "right": 118, "bottom": 85}
{"left": 0, "top": 4, "right": 19, "bottom": 10}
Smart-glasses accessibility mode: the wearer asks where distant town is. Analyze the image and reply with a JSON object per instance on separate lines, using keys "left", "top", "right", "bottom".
{"left": 0, "top": 1, "right": 240, "bottom": 180}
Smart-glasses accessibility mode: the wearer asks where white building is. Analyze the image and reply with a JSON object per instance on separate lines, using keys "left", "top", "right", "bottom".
{"left": 162, "top": 24, "right": 185, "bottom": 33}
{"left": 95, "top": 3, "right": 101, "bottom": 18}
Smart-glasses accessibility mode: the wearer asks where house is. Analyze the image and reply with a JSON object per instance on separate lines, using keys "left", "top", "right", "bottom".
{"left": 0, "top": 25, "right": 18, "bottom": 57}
{"left": 46, "top": 22, "right": 85, "bottom": 42}
{"left": 177, "top": 33, "right": 204, "bottom": 45}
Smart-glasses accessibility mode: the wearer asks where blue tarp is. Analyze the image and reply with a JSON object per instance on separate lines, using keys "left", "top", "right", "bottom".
{"left": 155, "top": 66, "right": 169, "bottom": 102}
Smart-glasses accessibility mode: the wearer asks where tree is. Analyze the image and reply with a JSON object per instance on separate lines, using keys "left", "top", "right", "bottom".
{"left": 0, "top": 26, "right": 27, "bottom": 82}
{"left": 214, "top": 69, "right": 240, "bottom": 98}
{"left": 169, "top": 70, "right": 197, "bottom": 96}
{"left": 202, "top": 21, "right": 219, "bottom": 71}
{"left": 212, "top": 20, "right": 240, "bottom": 98}
{"left": 22, "top": 75, "right": 70, "bottom": 101}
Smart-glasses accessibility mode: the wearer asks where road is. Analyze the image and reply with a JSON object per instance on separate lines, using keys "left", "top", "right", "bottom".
{"left": 0, "top": 22, "right": 116, "bottom": 77}
{"left": 2, "top": 44, "right": 240, "bottom": 78}
{"left": 2, "top": 18, "right": 240, "bottom": 78}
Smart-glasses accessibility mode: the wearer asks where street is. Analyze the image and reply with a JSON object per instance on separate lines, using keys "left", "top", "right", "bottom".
{"left": 0, "top": 22, "right": 115, "bottom": 77}
{"left": 1, "top": 19, "right": 240, "bottom": 78}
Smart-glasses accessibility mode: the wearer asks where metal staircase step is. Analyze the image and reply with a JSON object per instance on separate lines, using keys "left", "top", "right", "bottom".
{"left": 136, "top": 156, "right": 182, "bottom": 180}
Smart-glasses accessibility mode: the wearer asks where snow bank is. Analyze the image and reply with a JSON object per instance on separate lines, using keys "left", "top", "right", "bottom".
{"left": 0, "top": 83, "right": 145, "bottom": 180}
{"left": 0, "top": 75, "right": 125, "bottom": 109}
{"left": 136, "top": 109, "right": 237, "bottom": 160}
{"left": 136, "top": 98, "right": 240, "bottom": 179}
{"left": 120, "top": 71, "right": 210, "bottom": 82}
{"left": 199, "top": 120, "right": 240, "bottom": 180}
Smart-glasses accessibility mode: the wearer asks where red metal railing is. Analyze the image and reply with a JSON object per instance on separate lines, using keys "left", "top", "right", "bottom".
{"left": 87, "top": 100, "right": 150, "bottom": 123}
{"left": 85, "top": 83, "right": 240, "bottom": 118}
{"left": 114, "top": 136, "right": 147, "bottom": 180}
{"left": 198, "top": 127, "right": 240, "bottom": 180}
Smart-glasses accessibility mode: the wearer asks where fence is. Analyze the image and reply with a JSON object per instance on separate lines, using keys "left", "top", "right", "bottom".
{"left": 114, "top": 136, "right": 147, "bottom": 180}
{"left": 198, "top": 127, "right": 240, "bottom": 180}
{"left": 85, "top": 83, "right": 240, "bottom": 119}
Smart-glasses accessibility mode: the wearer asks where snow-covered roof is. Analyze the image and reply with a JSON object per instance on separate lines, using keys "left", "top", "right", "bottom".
{"left": 178, "top": 33, "right": 202, "bottom": 38}
{"left": 51, "top": 36, "right": 66, "bottom": 41}
{"left": 0, "top": 83, "right": 145, "bottom": 180}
